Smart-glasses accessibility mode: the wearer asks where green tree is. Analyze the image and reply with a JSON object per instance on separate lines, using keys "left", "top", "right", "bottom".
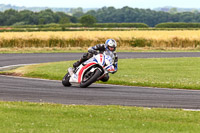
{"left": 80, "top": 15, "right": 96, "bottom": 26}
{"left": 59, "top": 17, "right": 70, "bottom": 24}
{"left": 0, "top": 12, "right": 5, "bottom": 25}
{"left": 4, "top": 9, "right": 19, "bottom": 25}
{"left": 59, "top": 17, "right": 70, "bottom": 31}
{"left": 18, "top": 10, "right": 33, "bottom": 24}
{"left": 169, "top": 8, "right": 178, "bottom": 14}
{"left": 73, "top": 11, "right": 84, "bottom": 18}
{"left": 55, "top": 11, "right": 77, "bottom": 23}
{"left": 38, "top": 9, "right": 55, "bottom": 24}
{"left": 39, "top": 18, "right": 45, "bottom": 25}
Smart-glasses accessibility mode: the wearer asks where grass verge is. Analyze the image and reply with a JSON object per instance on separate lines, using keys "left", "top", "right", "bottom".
{"left": 0, "top": 101, "right": 200, "bottom": 133}
{"left": 1, "top": 57, "right": 200, "bottom": 90}
{"left": 0, "top": 47, "right": 200, "bottom": 53}
{"left": 0, "top": 47, "right": 87, "bottom": 54}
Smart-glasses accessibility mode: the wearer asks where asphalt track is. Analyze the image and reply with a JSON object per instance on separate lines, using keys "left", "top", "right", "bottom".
{"left": 1, "top": 52, "right": 200, "bottom": 66}
{"left": 1, "top": 52, "right": 200, "bottom": 109}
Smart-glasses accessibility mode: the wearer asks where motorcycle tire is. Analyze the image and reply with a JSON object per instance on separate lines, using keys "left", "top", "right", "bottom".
{"left": 80, "top": 69, "right": 101, "bottom": 88}
{"left": 62, "top": 72, "right": 71, "bottom": 87}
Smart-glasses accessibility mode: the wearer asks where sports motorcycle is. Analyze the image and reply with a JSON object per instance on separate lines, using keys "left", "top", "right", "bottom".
{"left": 62, "top": 51, "right": 116, "bottom": 88}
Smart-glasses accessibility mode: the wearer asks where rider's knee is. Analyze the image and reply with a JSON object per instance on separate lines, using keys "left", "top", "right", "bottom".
{"left": 100, "top": 74, "right": 109, "bottom": 82}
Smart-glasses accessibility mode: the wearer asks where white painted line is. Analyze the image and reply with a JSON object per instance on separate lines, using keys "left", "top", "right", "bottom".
{"left": 183, "top": 109, "right": 200, "bottom": 111}
{"left": 97, "top": 83, "right": 200, "bottom": 92}
{"left": 0, "top": 74, "right": 60, "bottom": 82}
{"left": 0, "top": 63, "right": 39, "bottom": 70}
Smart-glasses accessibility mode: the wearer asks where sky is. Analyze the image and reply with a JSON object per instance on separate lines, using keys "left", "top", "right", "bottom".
{"left": 1, "top": 0, "right": 200, "bottom": 9}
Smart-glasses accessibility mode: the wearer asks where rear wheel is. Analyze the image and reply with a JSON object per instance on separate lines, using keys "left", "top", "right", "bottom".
{"left": 80, "top": 69, "right": 101, "bottom": 88}
{"left": 62, "top": 72, "right": 71, "bottom": 87}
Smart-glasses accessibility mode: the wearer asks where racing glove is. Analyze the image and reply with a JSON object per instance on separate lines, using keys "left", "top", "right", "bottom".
{"left": 88, "top": 49, "right": 98, "bottom": 55}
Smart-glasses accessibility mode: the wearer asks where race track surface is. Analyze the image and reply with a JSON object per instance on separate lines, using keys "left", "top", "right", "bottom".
{"left": 1, "top": 52, "right": 200, "bottom": 66}
{"left": 0, "top": 52, "right": 200, "bottom": 109}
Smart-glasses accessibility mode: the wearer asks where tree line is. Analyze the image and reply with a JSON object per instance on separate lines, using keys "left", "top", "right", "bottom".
{"left": 1, "top": 6, "right": 200, "bottom": 27}
{"left": 0, "top": 9, "right": 77, "bottom": 26}
{"left": 85, "top": 6, "right": 200, "bottom": 27}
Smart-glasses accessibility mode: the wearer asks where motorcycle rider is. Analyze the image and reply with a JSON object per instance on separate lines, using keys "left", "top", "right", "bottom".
{"left": 73, "top": 39, "right": 118, "bottom": 82}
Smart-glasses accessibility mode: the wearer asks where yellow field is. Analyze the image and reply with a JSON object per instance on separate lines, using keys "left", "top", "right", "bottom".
{"left": 1, "top": 30, "right": 200, "bottom": 49}
{"left": 1, "top": 30, "right": 200, "bottom": 40}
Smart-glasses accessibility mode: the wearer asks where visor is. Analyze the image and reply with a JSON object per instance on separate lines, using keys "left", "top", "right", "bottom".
{"left": 108, "top": 46, "right": 115, "bottom": 51}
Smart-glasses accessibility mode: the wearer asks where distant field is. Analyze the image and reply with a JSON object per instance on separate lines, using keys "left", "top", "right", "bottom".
{"left": 0, "top": 31, "right": 200, "bottom": 50}
{"left": 2, "top": 30, "right": 200, "bottom": 40}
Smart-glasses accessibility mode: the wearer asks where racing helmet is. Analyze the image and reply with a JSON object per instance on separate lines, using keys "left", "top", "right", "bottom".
{"left": 105, "top": 39, "right": 117, "bottom": 52}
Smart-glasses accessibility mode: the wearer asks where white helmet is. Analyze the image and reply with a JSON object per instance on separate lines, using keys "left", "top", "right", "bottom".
{"left": 105, "top": 39, "right": 117, "bottom": 52}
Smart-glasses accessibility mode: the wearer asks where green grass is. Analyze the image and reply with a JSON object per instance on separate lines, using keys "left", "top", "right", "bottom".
{"left": 1, "top": 101, "right": 200, "bottom": 133}
{"left": 111, "top": 58, "right": 200, "bottom": 89}
{"left": 1, "top": 57, "right": 200, "bottom": 90}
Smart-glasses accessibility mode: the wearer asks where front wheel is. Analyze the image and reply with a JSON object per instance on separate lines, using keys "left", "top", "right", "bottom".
{"left": 80, "top": 69, "right": 101, "bottom": 88}
{"left": 62, "top": 72, "right": 71, "bottom": 87}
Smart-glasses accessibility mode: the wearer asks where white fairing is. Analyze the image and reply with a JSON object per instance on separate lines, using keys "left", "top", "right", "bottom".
{"left": 68, "top": 65, "right": 82, "bottom": 83}
{"left": 68, "top": 51, "right": 115, "bottom": 84}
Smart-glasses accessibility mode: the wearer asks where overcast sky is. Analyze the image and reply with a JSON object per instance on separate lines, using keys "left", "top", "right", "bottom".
{"left": 1, "top": 0, "right": 200, "bottom": 9}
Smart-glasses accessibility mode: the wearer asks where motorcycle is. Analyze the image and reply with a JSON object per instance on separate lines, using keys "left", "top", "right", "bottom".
{"left": 62, "top": 51, "right": 116, "bottom": 88}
